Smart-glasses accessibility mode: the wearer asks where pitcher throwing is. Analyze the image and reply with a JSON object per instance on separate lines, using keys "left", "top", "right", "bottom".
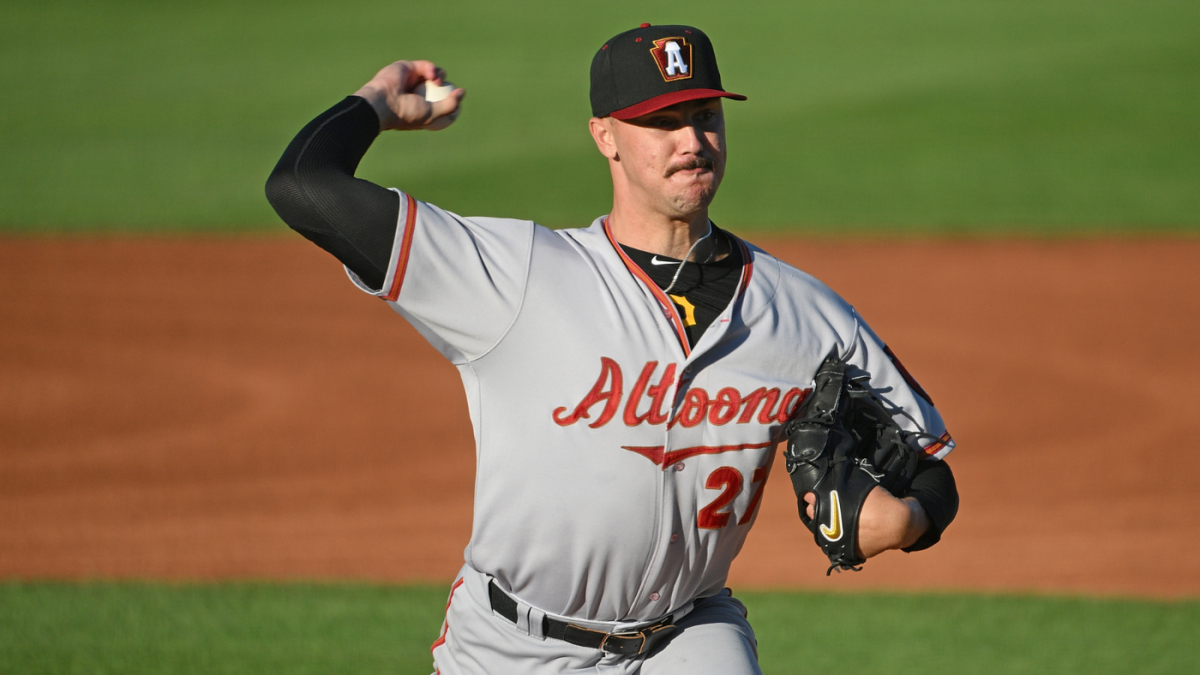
{"left": 267, "top": 23, "right": 959, "bottom": 675}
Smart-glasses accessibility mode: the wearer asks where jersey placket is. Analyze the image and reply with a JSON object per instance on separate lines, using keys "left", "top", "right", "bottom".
{"left": 605, "top": 232, "right": 686, "bottom": 613}
{"left": 604, "top": 226, "right": 757, "bottom": 615}
{"left": 647, "top": 255, "right": 757, "bottom": 612}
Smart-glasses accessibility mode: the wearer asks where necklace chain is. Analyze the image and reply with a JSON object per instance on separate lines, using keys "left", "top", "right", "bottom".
{"left": 663, "top": 221, "right": 714, "bottom": 295}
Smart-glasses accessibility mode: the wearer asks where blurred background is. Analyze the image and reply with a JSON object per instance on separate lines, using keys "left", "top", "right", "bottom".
{"left": 2, "top": 0, "right": 1197, "bottom": 234}
{"left": 2, "top": 1, "right": 1198, "bottom": 673}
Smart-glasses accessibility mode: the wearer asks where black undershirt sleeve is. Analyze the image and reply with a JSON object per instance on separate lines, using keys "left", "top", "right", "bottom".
{"left": 265, "top": 96, "right": 399, "bottom": 291}
{"left": 903, "top": 459, "right": 959, "bottom": 552}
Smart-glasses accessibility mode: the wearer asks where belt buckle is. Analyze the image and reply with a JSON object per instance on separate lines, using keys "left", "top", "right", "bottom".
{"left": 599, "top": 630, "right": 646, "bottom": 656}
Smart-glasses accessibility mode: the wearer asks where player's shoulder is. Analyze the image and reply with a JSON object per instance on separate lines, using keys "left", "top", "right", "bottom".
{"left": 413, "top": 198, "right": 593, "bottom": 250}
{"left": 549, "top": 216, "right": 610, "bottom": 243}
{"left": 408, "top": 196, "right": 546, "bottom": 257}
{"left": 407, "top": 207, "right": 610, "bottom": 266}
{"left": 533, "top": 216, "right": 625, "bottom": 260}
{"left": 738, "top": 237, "right": 854, "bottom": 317}
{"left": 413, "top": 196, "right": 539, "bottom": 233}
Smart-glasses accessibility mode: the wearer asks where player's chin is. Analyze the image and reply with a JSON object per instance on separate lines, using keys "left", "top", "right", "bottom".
{"left": 668, "top": 185, "right": 719, "bottom": 215}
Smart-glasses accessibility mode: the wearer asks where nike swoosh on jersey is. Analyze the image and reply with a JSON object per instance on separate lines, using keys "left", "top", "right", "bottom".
{"left": 650, "top": 256, "right": 678, "bottom": 265}
{"left": 820, "top": 490, "right": 843, "bottom": 541}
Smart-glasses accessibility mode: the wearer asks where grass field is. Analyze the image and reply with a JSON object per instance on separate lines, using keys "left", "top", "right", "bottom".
{"left": 2, "top": 0, "right": 1197, "bottom": 233}
{"left": 4, "top": 2, "right": 1199, "bottom": 673}
{"left": 2, "top": 582, "right": 1197, "bottom": 674}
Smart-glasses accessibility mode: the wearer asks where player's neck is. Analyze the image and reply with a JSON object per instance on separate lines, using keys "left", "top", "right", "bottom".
{"left": 607, "top": 208, "right": 715, "bottom": 261}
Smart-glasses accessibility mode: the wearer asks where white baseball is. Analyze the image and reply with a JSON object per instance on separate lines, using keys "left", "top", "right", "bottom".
{"left": 416, "top": 80, "right": 456, "bottom": 103}
{"left": 414, "top": 80, "right": 460, "bottom": 128}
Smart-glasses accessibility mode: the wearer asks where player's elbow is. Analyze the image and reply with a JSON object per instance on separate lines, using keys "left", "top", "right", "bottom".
{"left": 264, "top": 161, "right": 333, "bottom": 238}
{"left": 265, "top": 162, "right": 301, "bottom": 226}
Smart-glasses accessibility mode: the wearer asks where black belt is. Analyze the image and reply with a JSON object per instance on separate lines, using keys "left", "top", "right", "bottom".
{"left": 488, "top": 580, "right": 676, "bottom": 656}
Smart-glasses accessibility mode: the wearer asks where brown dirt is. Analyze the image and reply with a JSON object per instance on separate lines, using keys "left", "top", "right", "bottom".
{"left": 2, "top": 236, "right": 1197, "bottom": 598}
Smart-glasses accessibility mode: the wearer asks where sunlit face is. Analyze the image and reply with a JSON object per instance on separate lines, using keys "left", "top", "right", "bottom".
{"left": 602, "top": 98, "right": 727, "bottom": 220}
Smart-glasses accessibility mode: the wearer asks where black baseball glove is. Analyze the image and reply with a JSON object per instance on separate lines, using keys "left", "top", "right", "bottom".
{"left": 783, "top": 348, "right": 922, "bottom": 575}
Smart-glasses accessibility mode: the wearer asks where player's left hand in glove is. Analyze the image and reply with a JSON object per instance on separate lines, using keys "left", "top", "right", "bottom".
{"left": 783, "top": 348, "right": 922, "bottom": 575}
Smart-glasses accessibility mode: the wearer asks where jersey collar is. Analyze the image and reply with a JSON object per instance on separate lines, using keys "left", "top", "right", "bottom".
{"left": 601, "top": 217, "right": 754, "bottom": 358}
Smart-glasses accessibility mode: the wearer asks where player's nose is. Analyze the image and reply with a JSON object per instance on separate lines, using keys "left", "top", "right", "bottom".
{"left": 673, "top": 123, "right": 706, "bottom": 154}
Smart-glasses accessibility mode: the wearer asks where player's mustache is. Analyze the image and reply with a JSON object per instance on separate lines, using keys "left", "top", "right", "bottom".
{"left": 664, "top": 157, "right": 715, "bottom": 178}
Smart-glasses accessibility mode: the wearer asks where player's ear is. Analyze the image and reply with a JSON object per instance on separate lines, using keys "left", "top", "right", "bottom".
{"left": 588, "top": 117, "right": 619, "bottom": 161}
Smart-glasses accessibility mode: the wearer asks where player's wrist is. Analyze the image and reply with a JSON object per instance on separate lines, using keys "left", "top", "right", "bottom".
{"left": 352, "top": 84, "right": 395, "bottom": 132}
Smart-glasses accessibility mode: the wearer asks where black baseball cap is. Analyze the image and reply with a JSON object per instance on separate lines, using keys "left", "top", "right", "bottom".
{"left": 590, "top": 24, "right": 746, "bottom": 120}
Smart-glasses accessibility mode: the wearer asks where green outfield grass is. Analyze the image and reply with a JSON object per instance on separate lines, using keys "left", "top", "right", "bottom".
{"left": 1, "top": 582, "right": 1196, "bottom": 674}
{"left": 2, "top": 0, "right": 1197, "bottom": 234}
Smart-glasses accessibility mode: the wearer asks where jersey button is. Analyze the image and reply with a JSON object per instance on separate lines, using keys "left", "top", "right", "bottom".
{"left": 673, "top": 462, "right": 685, "bottom": 471}
{"left": 649, "top": 592, "right": 660, "bottom": 601}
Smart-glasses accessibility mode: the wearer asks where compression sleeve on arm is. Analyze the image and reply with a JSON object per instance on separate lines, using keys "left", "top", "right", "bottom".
{"left": 265, "top": 96, "right": 398, "bottom": 291}
{"left": 903, "top": 459, "right": 959, "bottom": 552}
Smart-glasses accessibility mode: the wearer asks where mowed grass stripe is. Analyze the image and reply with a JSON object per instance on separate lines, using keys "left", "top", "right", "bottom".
{"left": 0, "top": 582, "right": 449, "bottom": 675}
{"left": 1, "top": 0, "right": 1197, "bottom": 232}
{"left": 1, "top": 582, "right": 1196, "bottom": 675}
{"left": 746, "top": 591, "right": 1200, "bottom": 675}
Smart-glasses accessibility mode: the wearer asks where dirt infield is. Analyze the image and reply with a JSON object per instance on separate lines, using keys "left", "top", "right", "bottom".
{"left": 2, "top": 236, "right": 1197, "bottom": 598}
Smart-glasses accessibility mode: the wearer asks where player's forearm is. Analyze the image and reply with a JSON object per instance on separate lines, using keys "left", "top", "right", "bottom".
{"left": 265, "top": 96, "right": 399, "bottom": 290}
{"left": 856, "top": 488, "right": 928, "bottom": 558}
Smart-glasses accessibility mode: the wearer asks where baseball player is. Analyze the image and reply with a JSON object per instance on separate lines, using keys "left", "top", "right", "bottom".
{"left": 266, "top": 24, "right": 958, "bottom": 675}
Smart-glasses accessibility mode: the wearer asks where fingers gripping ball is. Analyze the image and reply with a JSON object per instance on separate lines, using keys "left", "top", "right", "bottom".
{"left": 783, "top": 349, "right": 922, "bottom": 575}
{"left": 414, "top": 80, "right": 460, "bottom": 130}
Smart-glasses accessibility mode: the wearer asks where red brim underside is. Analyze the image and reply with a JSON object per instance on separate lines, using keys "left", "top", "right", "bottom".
{"left": 610, "top": 89, "right": 748, "bottom": 120}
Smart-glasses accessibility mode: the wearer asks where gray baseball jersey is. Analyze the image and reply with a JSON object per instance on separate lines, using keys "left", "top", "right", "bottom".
{"left": 347, "top": 191, "right": 953, "bottom": 673}
{"left": 349, "top": 191, "right": 954, "bottom": 616}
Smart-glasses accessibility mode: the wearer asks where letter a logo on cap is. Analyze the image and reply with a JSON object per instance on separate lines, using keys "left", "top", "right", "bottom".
{"left": 650, "top": 37, "right": 694, "bottom": 82}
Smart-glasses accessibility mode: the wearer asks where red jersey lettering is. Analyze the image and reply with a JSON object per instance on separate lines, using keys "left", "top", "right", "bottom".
{"left": 552, "top": 357, "right": 624, "bottom": 428}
